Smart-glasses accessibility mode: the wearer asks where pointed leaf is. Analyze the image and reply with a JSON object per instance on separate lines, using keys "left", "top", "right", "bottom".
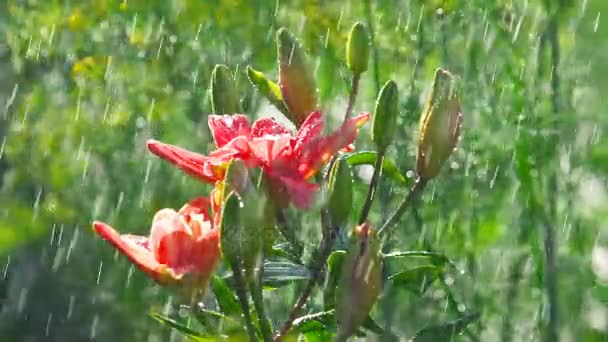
{"left": 410, "top": 313, "right": 480, "bottom": 342}
{"left": 247, "top": 66, "right": 290, "bottom": 116}
{"left": 151, "top": 313, "right": 215, "bottom": 342}
{"left": 342, "top": 151, "right": 407, "bottom": 185}
{"left": 210, "top": 276, "right": 241, "bottom": 316}
{"left": 389, "top": 265, "right": 441, "bottom": 295}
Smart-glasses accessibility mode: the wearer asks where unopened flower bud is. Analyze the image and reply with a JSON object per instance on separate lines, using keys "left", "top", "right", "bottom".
{"left": 346, "top": 22, "right": 370, "bottom": 75}
{"left": 246, "top": 66, "right": 290, "bottom": 117}
{"left": 372, "top": 80, "right": 399, "bottom": 154}
{"left": 220, "top": 187, "right": 263, "bottom": 270}
{"left": 327, "top": 158, "right": 353, "bottom": 226}
{"left": 416, "top": 68, "right": 462, "bottom": 180}
{"left": 210, "top": 64, "right": 242, "bottom": 114}
{"left": 277, "top": 28, "right": 318, "bottom": 127}
{"left": 336, "top": 223, "right": 383, "bottom": 340}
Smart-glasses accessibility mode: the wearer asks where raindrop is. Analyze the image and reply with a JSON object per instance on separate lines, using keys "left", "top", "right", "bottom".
{"left": 45, "top": 313, "right": 53, "bottom": 336}
{"left": 96, "top": 261, "right": 103, "bottom": 285}
{"left": 3, "top": 255, "right": 10, "bottom": 279}
{"left": 17, "top": 287, "right": 29, "bottom": 314}
{"left": 406, "top": 170, "right": 415, "bottom": 178}
{"left": 594, "top": 12, "right": 601, "bottom": 33}
{"left": 0, "top": 136, "right": 5, "bottom": 159}
{"left": 457, "top": 303, "right": 466, "bottom": 313}
{"left": 67, "top": 295, "right": 76, "bottom": 320}
{"left": 90, "top": 314, "right": 99, "bottom": 340}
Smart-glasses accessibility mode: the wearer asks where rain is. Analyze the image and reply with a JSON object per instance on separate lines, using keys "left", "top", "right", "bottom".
{"left": 0, "top": 1, "right": 607, "bottom": 341}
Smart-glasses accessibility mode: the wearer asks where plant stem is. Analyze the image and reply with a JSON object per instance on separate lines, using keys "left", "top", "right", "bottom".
{"left": 230, "top": 260, "right": 259, "bottom": 342}
{"left": 276, "top": 209, "right": 303, "bottom": 258}
{"left": 274, "top": 212, "right": 338, "bottom": 341}
{"left": 378, "top": 178, "right": 427, "bottom": 236}
{"left": 248, "top": 265, "right": 273, "bottom": 342}
{"left": 343, "top": 73, "right": 361, "bottom": 122}
{"left": 363, "top": 0, "right": 381, "bottom": 95}
{"left": 358, "top": 152, "right": 385, "bottom": 224}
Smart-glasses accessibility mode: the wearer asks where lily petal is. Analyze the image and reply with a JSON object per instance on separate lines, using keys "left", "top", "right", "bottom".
{"left": 147, "top": 140, "right": 223, "bottom": 183}
{"left": 298, "top": 113, "right": 370, "bottom": 179}
{"left": 93, "top": 221, "right": 164, "bottom": 280}
{"left": 251, "top": 117, "right": 292, "bottom": 138}
{"left": 208, "top": 114, "right": 252, "bottom": 148}
{"left": 274, "top": 173, "right": 319, "bottom": 209}
{"left": 293, "top": 111, "right": 324, "bottom": 154}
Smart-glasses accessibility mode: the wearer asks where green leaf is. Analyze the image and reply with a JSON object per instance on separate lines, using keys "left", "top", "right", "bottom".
{"left": 293, "top": 310, "right": 335, "bottom": 332}
{"left": 246, "top": 66, "right": 290, "bottom": 116}
{"left": 389, "top": 265, "right": 441, "bottom": 294}
{"left": 383, "top": 251, "right": 455, "bottom": 268}
{"left": 324, "top": 250, "right": 346, "bottom": 309}
{"left": 262, "top": 261, "right": 310, "bottom": 288}
{"left": 150, "top": 313, "right": 215, "bottom": 342}
{"left": 270, "top": 243, "right": 303, "bottom": 265}
{"left": 342, "top": 151, "right": 407, "bottom": 185}
{"left": 410, "top": 313, "right": 480, "bottom": 342}
{"left": 211, "top": 276, "right": 241, "bottom": 316}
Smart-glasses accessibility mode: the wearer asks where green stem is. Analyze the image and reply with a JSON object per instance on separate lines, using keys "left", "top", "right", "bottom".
{"left": 230, "top": 260, "right": 259, "bottom": 342}
{"left": 358, "top": 152, "right": 385, "bottom": 224}
{"left": 248, "top": 265, "right": 273, "bottom": 342}
{"left": 274, "top": 212, "right": 338, "bottom": 341}
{"left": 378, "top": 178, "right": 427, "bottom": 236}
{"left": 275, "top": 209, "right": 303, "bottom": 258}
{"left": 343, "top": 73, "right": 361, "bottom": 122}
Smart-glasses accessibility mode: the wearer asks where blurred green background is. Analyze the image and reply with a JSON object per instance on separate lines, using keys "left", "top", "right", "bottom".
{"left": 1, "top": 0, "right": 608, "bottom": 341}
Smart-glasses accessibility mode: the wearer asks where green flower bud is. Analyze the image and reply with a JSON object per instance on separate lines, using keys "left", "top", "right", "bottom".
{"left": 210, "top": 64, "right": 242, "bottom": 114}
{"left": 220, "top": 187, "right": 264, "bottom": 271}
{"left": 219, "top": 191, "right": 242, "bottom": 266}
{"left": 246, "top": 66, "right": 290, "bottom": 118}
{"left": 336, "top": 223, "right": 383, "bottom": 340}
{"left": 372, "top": 80, "right": 399, "bottom": 153}
{"left": 277, "top": 28, "right": 318, "bottom": 127}
{"left": 223, "top": 159, "right": 249, "bottom": 195}
{"left": 346, "top": 22, "right": 370, "bottom": 75}
{"left": 327, "top": 158, "right": 353, "bottom": 226}
{"left": 416, "top": 68, "right": 462, "bottom": 181}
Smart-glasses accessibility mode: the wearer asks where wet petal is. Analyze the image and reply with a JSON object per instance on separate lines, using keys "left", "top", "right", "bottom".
{"left": 156, "top": 229, "right": 220, "bottom": 276}
{"left": 208, "top": 114, "right": 251, "bottom": 148}
{"left": 293, "top": 111, "right": 324, "bottom": 154}
{"left": 249, "top": 136, "right": 292, "bottom": 165}
{"left": 251, "top": 117, "right": 292, "bottom": 138}
{"left": 298, "top": 113, "right": 370, "bottom": 179}
{"left": 274, "top": 174, "right": 319, "bottom": 209}
{"left": 147, "top": 140, "right": 221, "bottom": 183}
{"left": 149, "top": 208, "right": 187, "bottom": 256}
{"left": 93, "top": 221, "right": 162, "bottom": 279}
{"left": 178, "top": 197, "right": 211, "bottom": 216}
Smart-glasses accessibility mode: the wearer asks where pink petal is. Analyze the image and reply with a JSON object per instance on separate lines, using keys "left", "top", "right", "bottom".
{"left": 249, "top": 136, "right": 292, "bottom": 165}
{"left": 251, "top": 117, "right": 292, "bottom": 138}
{"left": 293, "top": 111, "right": 324, "bottom": 154}
{"left": 178, "top": 197, "right": 211, "bottom": 216}
{"left": 149, "top": 209, "right": 188, "bottom": 258}
{"left": 208, "top": 114, "right": 251, "bottom": 148}
{"left": 93, "top": 221, "right": 162, "bottom": 279}
{"left": 298, "top": 113, "right": 370, "bottom": 180}
{"left": 156, "top": 229, "right": 220, "bottom": 276}
{"left": 274, "top": 173, "right": 319, "bottom": 209}
{"left": 147, "top": 140, "right": 222, "bottom": 183}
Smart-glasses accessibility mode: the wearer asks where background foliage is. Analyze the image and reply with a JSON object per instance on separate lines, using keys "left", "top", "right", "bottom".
{"left": 1, "top": 0, "right": 608, "bottom": 341}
